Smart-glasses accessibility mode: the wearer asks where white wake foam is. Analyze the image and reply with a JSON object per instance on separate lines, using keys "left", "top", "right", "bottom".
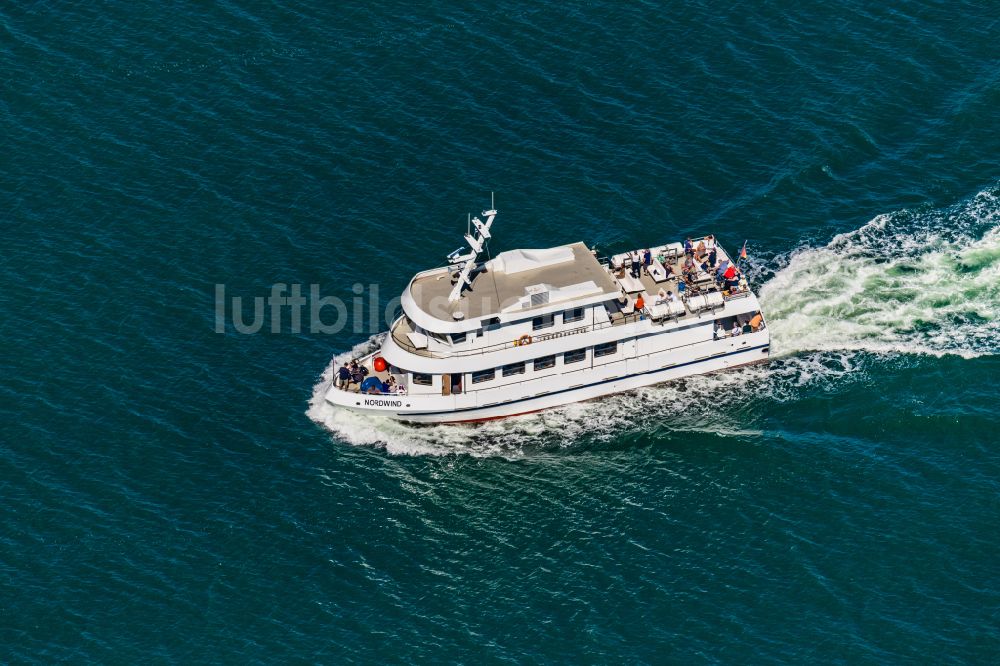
{"left": 308, "top": 187, "right": 1000, "bottom": 455}
{"left": 759, "top": 188, "right": 1000, "bottom": 359}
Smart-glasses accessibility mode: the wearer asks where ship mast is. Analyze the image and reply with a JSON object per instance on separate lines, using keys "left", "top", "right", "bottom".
{"left": 447, "top": 205, "right": 497, "bottom": 302}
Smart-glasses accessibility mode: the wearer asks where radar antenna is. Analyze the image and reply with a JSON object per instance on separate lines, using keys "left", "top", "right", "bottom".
{"left": 447, "top": 204, "right": 497, "bottom": 302}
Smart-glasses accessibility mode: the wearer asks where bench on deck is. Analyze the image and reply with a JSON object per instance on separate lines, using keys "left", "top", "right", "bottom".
{"left": 646, "top": 298, "right": 685, "bottom": 320}
{"left": 684, "top": 291, "right": 725, "bottom": 315}
{"left": 661, "top": 242, "right": 684, "bottom": 261}
{"left": 689, "top": 269, "right": 716, "bottom": 288}
{"left": 607, "top": 296, "right": 635, "bottom": 324}
{"left": 649, "top": 259, "right": 671, "bottom": 283}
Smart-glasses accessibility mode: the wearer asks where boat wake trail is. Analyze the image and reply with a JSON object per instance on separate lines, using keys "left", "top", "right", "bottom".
{"left": 307, "top": 187, "right": 999, "bottom": 455}
{"left": 759, "top": 187, "right": 1000, "bottom": 359}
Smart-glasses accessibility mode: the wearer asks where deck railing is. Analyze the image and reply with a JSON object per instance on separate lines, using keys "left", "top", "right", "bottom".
{"left": 388, "top": 303, "right": 700, "bottom": 359}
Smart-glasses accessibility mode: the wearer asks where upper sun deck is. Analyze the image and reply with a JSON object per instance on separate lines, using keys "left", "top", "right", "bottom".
{"left": 389, "top": 231, "right": 760, "bottom": 362}
{"left": 407, "top": 241, "right": 620, "bottom": 324}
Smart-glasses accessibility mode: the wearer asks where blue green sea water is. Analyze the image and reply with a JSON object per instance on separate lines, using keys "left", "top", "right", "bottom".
{"left": 3, "top": 1, "right": 999, "bottom": 662}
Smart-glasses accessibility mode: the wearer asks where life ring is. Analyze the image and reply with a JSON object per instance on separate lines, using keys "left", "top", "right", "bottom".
{"left": 517, "top": 334, "right": 532, "bottom": 347}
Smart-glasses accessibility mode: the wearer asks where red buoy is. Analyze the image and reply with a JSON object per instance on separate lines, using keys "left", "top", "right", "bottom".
{"left": 373, "top": 356, "right": 388, "bottom": 372}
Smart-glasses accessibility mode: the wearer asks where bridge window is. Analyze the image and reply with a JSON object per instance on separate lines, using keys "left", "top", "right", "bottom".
{"left": 564, "top": 307, "right": 585, "bottom": 323}
{"left": 594, "top": 341, "right": 618, "bottom": 358}
{"left": 412, "top": 373, "right": 432, "bottom": 386}
{"left": 564, "top": 348, "right": 586, "bottom": 364}
{"left": 532, "top": 314, "right": 554, "bottom": 331}
{"left": 450, "top": 332, "right": 467, "bottom": 344}
{"left": 534, "top": 355, "right": 556, "bottom": 371}
{"left": 502, "top": 362, "right": 525, "bottom": 377}
{"left": 472, "top": 368, "right": 495, "bottom": 384}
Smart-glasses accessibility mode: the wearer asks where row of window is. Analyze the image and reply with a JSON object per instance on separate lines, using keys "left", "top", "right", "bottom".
{"left": 412, "top": 339, "right": 620, "bottom": 386}
{"left": 532, "top": 307, "right": 586, "bottom": 332}
{"left": 467, "top": 340, "right": 618, "bottom": 384}
{"left": 440, "top": 308, "right": 589, "bottom": 345}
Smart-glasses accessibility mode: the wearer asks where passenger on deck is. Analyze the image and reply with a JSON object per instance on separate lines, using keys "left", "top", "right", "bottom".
{"left": 643, "top": 248, "right": 652, "bottom": 274}
{"left": 720, "top": 264, "right": 738, "bottom": 290}
{"left": 731, "top": 321, "right": 742, "bottom": 336}
{"left": 684, "top": 238, "right": 693, "bottom": 256}
{"left": 666, "top": 289, "right": 677, "bottom": 303}
{"left": 696, "top": 240, "right": 706, "bottom": 258}
{"left": 749, "top": 313, "right": 764, "bottom": 331}
{"left": 714, "top": 323, "right": 725, "bottom": 340}
{"left": 705, "top": 235, "right": 716, "bottom": 253}
{"left": 708, "top": 247, "right": 717, "bottom": 268}
{"left": 350, "top": 360, "right": 368, "bottom": 386}
{"left": 655, "top": 288, "right": 668, "bottom": 304}
{"left": 336, "top": 364, "right": 351, "bottom": 389}
{"left": 630, "top": 250, "right": 642, "bottom": 278}
{"left": 683, "top": 256, "right": 696, "bottom": 278}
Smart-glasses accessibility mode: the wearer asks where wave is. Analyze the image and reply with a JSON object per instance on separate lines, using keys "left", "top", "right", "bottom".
{"left": 308, "top": 187, "right": 999, "bottom": 455}
{"left": 759, "top": 187, "right": 1000, "bottom": 359}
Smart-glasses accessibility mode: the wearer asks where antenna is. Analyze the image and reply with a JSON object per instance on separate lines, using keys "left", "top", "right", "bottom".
{"left": 447, "top": 202, "right": 498, "bottom": 302}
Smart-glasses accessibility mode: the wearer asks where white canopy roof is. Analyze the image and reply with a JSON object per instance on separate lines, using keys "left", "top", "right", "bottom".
{"left": 486, "top": 247, "right": 574, "bottom": 275}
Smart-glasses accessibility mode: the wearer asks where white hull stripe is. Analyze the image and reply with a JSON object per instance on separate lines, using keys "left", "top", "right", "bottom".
{"left": 404, "top": 343, "right": 769, "bottom": 416}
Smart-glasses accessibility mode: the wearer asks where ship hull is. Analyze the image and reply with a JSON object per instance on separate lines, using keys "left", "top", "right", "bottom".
{"left": 325, "top": 336, "right": 769, "bottom": 424}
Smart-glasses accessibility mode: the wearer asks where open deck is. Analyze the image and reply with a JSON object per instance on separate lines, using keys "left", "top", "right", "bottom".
{"left": 390, "top": 237, "right": 754, "bottom": 358}
{"left": 605, "top": 238, "right": 742, "bottom": 303}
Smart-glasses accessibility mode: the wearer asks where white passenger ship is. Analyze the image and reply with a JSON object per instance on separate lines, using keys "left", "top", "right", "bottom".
{"left": 324, "top": 205, "right": 769, "bottom": 423}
